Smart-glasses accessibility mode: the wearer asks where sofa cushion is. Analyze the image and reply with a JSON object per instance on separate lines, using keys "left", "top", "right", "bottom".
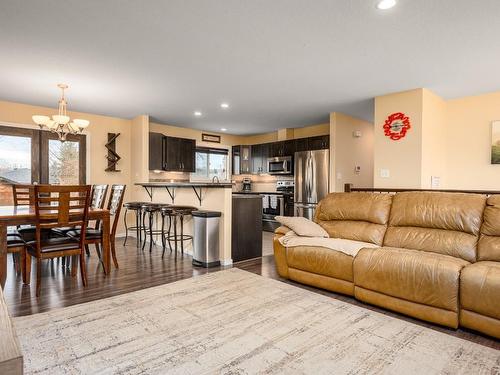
{"left": 275, "top": 216, "right": 328, "bottom": 237}
{"left": 460, "top": 261, "right": 500, "bottom": 321}
{"left": 478, "top": 195, "right": 500, "bottom": 261}
{"left": 287, "top": 246, "right": 355, "bottom": 282}
{"left": 353, "top": 247, "right": 469, "bottom": 312}
{"left": 384, "top": 192, "right": 486, "bottom": 262}
{"left": 314, "top": 193, "right": 393, "bottom": 245}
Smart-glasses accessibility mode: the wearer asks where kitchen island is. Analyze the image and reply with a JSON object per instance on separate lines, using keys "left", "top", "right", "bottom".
{"left": 135, "top": 181, "right": 234, "bottom": 264}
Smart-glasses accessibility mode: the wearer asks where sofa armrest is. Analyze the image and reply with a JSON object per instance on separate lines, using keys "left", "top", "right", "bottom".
{"left": 273, "top": 234, "right": 289, "bottom": 278}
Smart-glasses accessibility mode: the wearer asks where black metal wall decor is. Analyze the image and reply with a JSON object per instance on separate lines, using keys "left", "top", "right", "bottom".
{"left": 105, "top": 132, "right": 121, "bottom": 172}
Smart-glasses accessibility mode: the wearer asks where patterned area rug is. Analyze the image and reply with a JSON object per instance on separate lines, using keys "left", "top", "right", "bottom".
{"left": 13, "top": 269, "right": 500, "bottom": 374}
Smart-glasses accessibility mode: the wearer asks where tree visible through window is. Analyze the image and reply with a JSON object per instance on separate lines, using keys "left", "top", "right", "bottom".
{"left": 192, "top": 147, "right": 228, "bottom": 181}
{"left": 48, "top": 140, "right": 80, "bottom": 185}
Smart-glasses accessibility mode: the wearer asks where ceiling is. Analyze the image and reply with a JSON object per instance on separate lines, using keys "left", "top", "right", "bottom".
{"left": 0, "top": 1, "right": 499, "bottom": 135}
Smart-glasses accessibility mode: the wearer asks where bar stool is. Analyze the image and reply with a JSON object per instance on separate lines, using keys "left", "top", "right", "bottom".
{"left": 163, "top": 206, "right": 198, "bottom": 257}
{"left": 123, "top": 201, "right": 148, "bottom": 247}
{"left": 141, "top": 203, "right": 167, "bottom": 252}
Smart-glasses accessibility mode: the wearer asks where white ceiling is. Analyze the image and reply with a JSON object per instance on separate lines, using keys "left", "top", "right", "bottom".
{"left": 0, "top": 0, "right": 499, "bottom": 135}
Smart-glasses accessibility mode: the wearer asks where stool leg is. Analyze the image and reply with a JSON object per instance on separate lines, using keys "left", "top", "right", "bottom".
{"left": 173, "top": 215, "right": 178, "bottom": 258}
{"left": 141, "top": 211, "right": 147, "bottom": 251}
{"left": 123, "top": 208, "right": 129, "bottom": 246}
{"left": 149, "top": 212, "right": 154, "bottom": 252}
{"left": 180, "top": 215, "right": 184, "bottom": 255}
{"left": 136, "top": 209, "right": 141, "bottom": 247}
{"left": 167, "top": 214, "right": 173, "bottom": 252}
{"left": 161, "top": 213, "right": 166, "bottom": 256}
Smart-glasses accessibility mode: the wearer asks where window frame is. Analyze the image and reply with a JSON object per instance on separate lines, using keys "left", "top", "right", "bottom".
{"left": 191, "top": 146, "right": 229, "bottom": 182}
{"left": 0, "top": 125, "right": 87, "bottom": 185}
{"left": 0, "top": 125, "right": 40, "bottom": 183}
{"left": 40, "top": 131, "right": 86, "bottom": 185}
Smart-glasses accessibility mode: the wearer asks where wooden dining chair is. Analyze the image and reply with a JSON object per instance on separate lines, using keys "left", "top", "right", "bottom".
{"left": 67, "top": 184, "right": 126, "bottom": 273}
{"left": 8, "top": 184, "right": 35, "bottom": 273}
{"left": 23, "top": 184, "right": 92, "bottom": 297}
{"left": 53, "top": 184, "right": 108, "bottom": 257}
{"left": 12, "top": 184, "right": 35, "bottom": 206}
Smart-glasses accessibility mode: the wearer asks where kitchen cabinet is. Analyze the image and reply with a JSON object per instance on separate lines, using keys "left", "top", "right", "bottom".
{"left": 232, "top": 135, "right": 329, "bottom": 175}
{"left": 148, "top": 133, "right": 195, "bottom": 172}
{"left": 232, "top": 195, "right": 262, "bottom": 261}
{"left": 307, "top": 135, "right": 329, "bottom": 150}
{"left": 232, "top": 145, "right": 252, "bottom": 174}
{"left": 149, "top": 132, "right": 164, "bottom": 170}
{"left": 251, "top": 143, "right": 269, "bottom": 174}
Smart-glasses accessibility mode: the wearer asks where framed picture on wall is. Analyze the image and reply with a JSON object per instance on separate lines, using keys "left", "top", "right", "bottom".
{"left": 492, "top": 121, "right": 500, "bottom": 164}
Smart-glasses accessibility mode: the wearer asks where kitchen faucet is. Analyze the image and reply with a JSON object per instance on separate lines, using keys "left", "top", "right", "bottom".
{"left": 212, "top": 176, "right": 220, "bottom": 184}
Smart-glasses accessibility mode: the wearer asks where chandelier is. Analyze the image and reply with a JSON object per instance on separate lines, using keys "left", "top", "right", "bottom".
{"left": 32, "top": 84, "right": 89, "bottom": 141}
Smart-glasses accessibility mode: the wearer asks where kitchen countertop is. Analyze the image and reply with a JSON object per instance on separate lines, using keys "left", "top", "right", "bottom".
{"left": 232, "top": 191, "right": 293, "bottom": 195}
{"left": 136, "top": 182, "right": 234, "bottom": 188}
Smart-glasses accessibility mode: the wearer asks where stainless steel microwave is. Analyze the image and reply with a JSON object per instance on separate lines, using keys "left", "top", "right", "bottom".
{"left": 267, "top": 156, "right": 292, "bottom": 175}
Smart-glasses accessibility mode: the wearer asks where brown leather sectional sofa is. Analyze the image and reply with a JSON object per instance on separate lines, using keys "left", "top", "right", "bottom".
{"left": 273, "top": 191, "right": 500, "bottom": 339}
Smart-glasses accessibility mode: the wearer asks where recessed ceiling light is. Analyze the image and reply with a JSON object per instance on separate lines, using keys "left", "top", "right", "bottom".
{"left": 220, "top": 103, "right": 229, "bottom": 109}
{"left": 220, "top": 128, "right": 227, "bottom": 132}
{"left": 194, "top": 111, "right": 202, "bottom": 117}
{"left": 376, "top": 0, "right": 397, "bottom": 10}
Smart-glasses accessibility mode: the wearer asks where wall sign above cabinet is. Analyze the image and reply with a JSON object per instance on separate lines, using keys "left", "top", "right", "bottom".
{"left": 383, "top": 112, "right": 411, "bottom": 141}
{"left": 202, "top": 133, "right": 221, "bottom": 143}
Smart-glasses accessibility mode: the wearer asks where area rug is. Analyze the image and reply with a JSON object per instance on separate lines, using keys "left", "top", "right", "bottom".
{"left": 13, "top": 269, "right": 500, "bottom": 374}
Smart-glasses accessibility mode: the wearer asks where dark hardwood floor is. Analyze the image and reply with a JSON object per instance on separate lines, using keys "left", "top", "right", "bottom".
{"left": 3, "top": 240, "right": 499, "bottom": 350}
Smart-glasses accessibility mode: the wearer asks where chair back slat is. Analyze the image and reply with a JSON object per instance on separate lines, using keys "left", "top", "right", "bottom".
{"left": 91, "top": 184, "right": 109, "bottom": 209}
{"left": 107, "top": 185, "right": 126, "bottom": 237}
{"left": 12, "top": 184, "right": 35, "bottom": 206}
{"left": 34, "top": 185, "right": 91, "bottom": 254}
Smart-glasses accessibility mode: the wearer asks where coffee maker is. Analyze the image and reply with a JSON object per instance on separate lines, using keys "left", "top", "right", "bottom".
{"left": 242, "top": 177, "right": 252, "bottom": 192}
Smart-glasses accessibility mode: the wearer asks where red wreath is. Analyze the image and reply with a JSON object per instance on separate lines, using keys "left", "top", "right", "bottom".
{"left": 383, "top": 112, "right": 411, "bottom": 140}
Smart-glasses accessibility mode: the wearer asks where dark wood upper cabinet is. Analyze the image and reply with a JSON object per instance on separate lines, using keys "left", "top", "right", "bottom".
{"left": 307, "top": 135, "right": 329, "bottom": 150}
{"left": 251, "top": 144, "right": 262, "bottom": 174}
{"left": 149, "top": 132, "right": 164, "bottom": 170}
{"left": 284, "top": 140, "right": 295, "bottom": 156}
{"left": 149, "top": 133, "right": 195, "bottom": 172}
{"left": 269, "top": 141, "right": 284, "bottom": 158}
{"left": 232, "top": 145, "right": 252, "bottom": 174}
{"left": 180, "top": 138, "right": 196, "bottom": 172}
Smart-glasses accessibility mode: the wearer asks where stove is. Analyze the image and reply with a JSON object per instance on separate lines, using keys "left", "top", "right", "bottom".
{"left": 262, "top": 180, "right": 294, "bottom": 232}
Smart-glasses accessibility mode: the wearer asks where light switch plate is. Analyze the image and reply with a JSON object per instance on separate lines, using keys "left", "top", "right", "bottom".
{"left": 431, "top": 176, "right": 440, "bottom": 188}
{"left": 380, "top": 169, "right": 390, "bottom": 178}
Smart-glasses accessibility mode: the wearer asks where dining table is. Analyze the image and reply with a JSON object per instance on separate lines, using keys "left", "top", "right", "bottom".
{"left": 0, "top": 205, "right": 111, "bottom": 288}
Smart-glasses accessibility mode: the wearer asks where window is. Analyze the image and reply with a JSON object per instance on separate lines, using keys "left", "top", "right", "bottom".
{"left": 0, "top": 125, "right": 86, "bottom": 205}
{"left": 48, "top": 140, "right": 80, "bottom": 185}
{"left": 191, "top": 147, "right": 229, "bottom": 181}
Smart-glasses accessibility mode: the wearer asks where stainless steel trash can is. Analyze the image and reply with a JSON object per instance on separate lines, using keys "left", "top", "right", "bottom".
{"left": 192, "top": 210, "right": 221, "bottom": 267}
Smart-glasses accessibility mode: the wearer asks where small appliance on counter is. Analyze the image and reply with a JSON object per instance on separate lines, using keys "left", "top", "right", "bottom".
{"left": 242, "top": 177, "right": 252, "bottom": 192}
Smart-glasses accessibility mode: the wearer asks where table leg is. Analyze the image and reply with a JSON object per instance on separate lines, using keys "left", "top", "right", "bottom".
{"left": 0, "top": 224, "right": 6, "bottom": 288}
{"left": 102, "top": 213, "right": 111, "bottom": 274}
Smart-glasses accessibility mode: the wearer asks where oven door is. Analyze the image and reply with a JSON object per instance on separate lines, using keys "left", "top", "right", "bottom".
{"left": 262, "top": 194, "right": 284, "bottom": 232}
{"left": 267, "top": 157, "right": 292, "bottom": 175}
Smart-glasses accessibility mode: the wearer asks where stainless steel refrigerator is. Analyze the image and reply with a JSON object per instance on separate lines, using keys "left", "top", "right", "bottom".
{"left": 294, "top": 149, "right": 329, "bottom": 220}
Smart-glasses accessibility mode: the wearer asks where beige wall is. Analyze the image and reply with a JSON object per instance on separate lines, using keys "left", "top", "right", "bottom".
{"left": 421, "top": 89, "right": 447, "bottom": 188}
{"left": 0, "top": 100, "right": 133, "bottom": 233}
{"left": 373, "top": 88, "right": 500, "bottom": 191}
{"left": 373, "top": 89, "right": 424, "bottom": 188}
{"left": 445, "top": 91, "right": 500, "bottom": 190}
{"left": 330, "top": 112, "right": 374, "bottom": 192}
